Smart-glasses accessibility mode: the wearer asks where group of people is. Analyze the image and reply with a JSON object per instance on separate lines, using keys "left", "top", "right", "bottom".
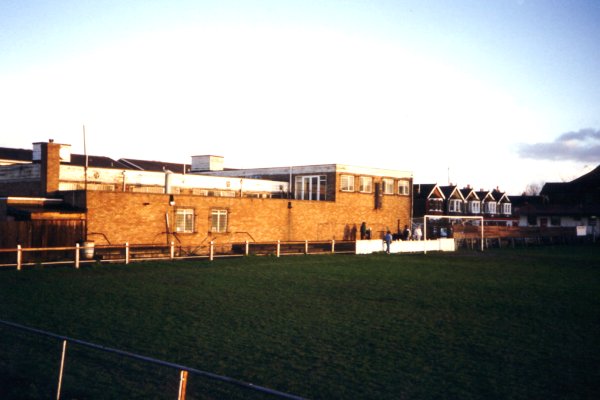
{"left": 401, "top": 224, "right": 423, "bottom": 241}
{"left": 382, "top": 224, "right": 423, "bottom": 254}
{"left": 361, "top": 222, "right": 426, "bottom": 253}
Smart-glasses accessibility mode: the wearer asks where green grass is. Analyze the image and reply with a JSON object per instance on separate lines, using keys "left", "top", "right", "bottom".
{"left": 1, "top": 245, "right": 599, "bottom": 399}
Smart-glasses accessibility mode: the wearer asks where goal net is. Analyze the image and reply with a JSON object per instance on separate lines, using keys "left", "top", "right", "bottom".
{"left": 412, "top": 215, "right": 484, "bottom": 251}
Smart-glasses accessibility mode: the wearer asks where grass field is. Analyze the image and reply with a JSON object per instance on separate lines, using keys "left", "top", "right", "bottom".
{"left": 0, "top": 245, "right": 599, "bottom": 399}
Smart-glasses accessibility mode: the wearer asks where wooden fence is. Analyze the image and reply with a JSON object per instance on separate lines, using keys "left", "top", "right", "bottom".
{"left": 0, "top": 220, "right": 85, "bottom": 249}
{"left": 453, "top": 225, "right": 580, "bottom": 248}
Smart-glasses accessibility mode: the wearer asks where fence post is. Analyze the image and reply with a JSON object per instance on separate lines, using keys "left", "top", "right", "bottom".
{"left": 178, "top": 370, "right": 188, "bottom": 400}
{"left": 170, "top": 241, "right": 175, "bottom": 260}
{"left": 17, "top": 244, "right": 22, "bottom": 271}
{"left": 210, "top": 241, "right": 214, "bottom": 261}
{"left": 304, "top": 240, "right": 308, "bottom": 255}
{"left": 125, "top": 242, "right": 130, "bottom": 264}
{"left": 75, "top": 243, "right": 80, "bottom": 269}
{"left": 56, "top": 339, "right": 67, "bottom": 400}
{"left": 331, "top": 239, "right": 335, "bottom": 254}
{"left": 245, "top": 240, "right": 249, "bottom": 256}
{"left": 276, "top": 240, "right": 281, "bottom": 257}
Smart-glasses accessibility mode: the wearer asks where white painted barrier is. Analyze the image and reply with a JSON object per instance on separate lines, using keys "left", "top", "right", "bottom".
{"left": 355, "top": 239, "right": 455, "bottom": 254}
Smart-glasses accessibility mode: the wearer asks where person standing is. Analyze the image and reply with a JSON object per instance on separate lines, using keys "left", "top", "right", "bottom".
{"left": 360, "top": 222, "right": 367, "bottom": 240}
{"left": 403, "top": 225, "right": 411, "bottom": 241}
{"left": 414, "top": 225, "right": 422, "bottom": 241}
{"left": 384, "top": 231, "right": 393, "bottom": 254}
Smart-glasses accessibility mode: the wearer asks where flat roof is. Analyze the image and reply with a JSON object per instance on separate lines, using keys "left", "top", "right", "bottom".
{"left": 201, "top": 163, "right": 413, "bottom": 179}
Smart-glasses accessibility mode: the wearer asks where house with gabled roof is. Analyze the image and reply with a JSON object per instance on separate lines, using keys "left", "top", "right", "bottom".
{"left": 413, "top": 184, "right": 445, "bottom": 217}
{"left": 459, "top": 187, "right": 481, "bottom": 216}
{"left": 492, "top": 189, "right": 512, "bottom": 216}
{"left": 439, "top": 185, "right": 465, "bottom": 215}
{"left": 476, "top": 189, "right": 498, "bottom": 217}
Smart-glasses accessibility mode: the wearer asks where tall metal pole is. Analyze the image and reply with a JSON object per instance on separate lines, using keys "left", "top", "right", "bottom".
{"left": 56, "top": 340, "right": 67, "bottom": 400}
{"left": 83, "top": 125, "right": 88, "bottom": 192}
{"left": 83, "top": 125, "right": 88, "bottom": 243}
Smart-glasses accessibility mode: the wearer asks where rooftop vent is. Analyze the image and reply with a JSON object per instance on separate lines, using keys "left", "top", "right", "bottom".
{"left": 191, "top": 155, "right": 224, "bottom": 172}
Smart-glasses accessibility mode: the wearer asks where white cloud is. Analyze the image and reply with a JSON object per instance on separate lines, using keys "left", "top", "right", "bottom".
{"left": 518, "top": 128, "right": 600, "bottom": 162}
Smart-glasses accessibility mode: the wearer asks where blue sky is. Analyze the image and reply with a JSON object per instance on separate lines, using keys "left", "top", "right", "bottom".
{"left": 1, "top": 0, "right": 599, "bottom": 194}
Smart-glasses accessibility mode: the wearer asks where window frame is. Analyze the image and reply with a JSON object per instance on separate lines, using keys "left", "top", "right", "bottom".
{"left": 295, "top": 175, "right": 327, "bottom": 200}
{"left": 469, "top": 201, "right": 481, "bottom": 214}
{"left": 427, "top": 198, "right": 444, "bottom": 213}
{"left": 210, "top": 209, "right": 228, "bottom": 233}
{"left": 448, "top": 199, "right": 462, "bottom": 213}
{"left": 502, "top": 203, "right": 511, "bottom": 215}
{"left": 398, "top": 180, "right": 410, "bottom": 196}
{"left": 484, "top": 202, "right": 497, "bottom": 214}
{"left": 340, "top": 175, "right": 355, "bottom": 192}
{"left": 382, "top": 178, "right": 394, "bottom": 195}
{"left": 359, "top": 176, "right": 373, "bottom": 193}
{"left": 175, "top": 208, "right": 195, "bottom": 233}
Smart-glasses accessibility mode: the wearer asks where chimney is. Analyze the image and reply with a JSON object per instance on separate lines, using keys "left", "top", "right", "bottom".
{"left": 35, "top": 141, "right": 62, "bottom": 195}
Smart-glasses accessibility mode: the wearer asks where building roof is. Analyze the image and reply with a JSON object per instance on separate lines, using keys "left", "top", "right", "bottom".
{"left": 204, "top": 164, "right": 412, "bottom": 179}
{"left": 67, "top": 154, "right": 130, "bottom": 169}
{"left": 541, "top": 164, "right": 600, "bottom": 205}
{"left": 4, "top": 197, "right": 85, "bottom": 220}
{"left": 413, "top": 184, "right": 442, "bottom": 199}
{"left": 438, "top": 185, "right": 464, "bottom": 200}
{"left": 492, "top": 189, "right": 509, "bottom": 203}
{"left": 475, "top": 190, "right": 495, "bottom": 201}
{"left": 571, "top": 164, "right": 600, "bottom": 185}
{"left": 119, "top": 158, "right": 191, "bottom": 173}
{"left": 459, "top": 188, "right": 478, "bottom": 200}
{"left": 0, "top": 146, "right": 131, "bottom": 170}
{"left": 0, "top": 147, "right": 33, "bottom": 164}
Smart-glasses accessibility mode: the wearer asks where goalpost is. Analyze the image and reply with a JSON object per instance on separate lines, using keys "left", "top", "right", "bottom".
{"left": 421, "top": 215, "right": 484, "bottom": 253}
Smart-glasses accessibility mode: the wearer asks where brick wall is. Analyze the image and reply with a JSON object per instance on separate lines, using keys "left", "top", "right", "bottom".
{"left": 85, "top": 185, "right": 412, "bottom": 245}
{"left": 41, "top": 142, "right": 61, "bottom": 195}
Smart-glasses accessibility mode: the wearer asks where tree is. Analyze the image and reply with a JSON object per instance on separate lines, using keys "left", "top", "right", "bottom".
{"left": 523, "top": 182, "right": 544, "bottom": 196}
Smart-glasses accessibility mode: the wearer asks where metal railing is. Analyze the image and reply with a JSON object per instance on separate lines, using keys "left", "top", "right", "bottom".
{"left": 0, "top": 319, "right": 307, "bottom": 400}
{"left": 0, "top": 240, "right": 356, "bottom": 270}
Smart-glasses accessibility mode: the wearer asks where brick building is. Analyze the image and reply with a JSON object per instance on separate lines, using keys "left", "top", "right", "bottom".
{"left": 0, "top": 141, "right": 413, "bottom": 247}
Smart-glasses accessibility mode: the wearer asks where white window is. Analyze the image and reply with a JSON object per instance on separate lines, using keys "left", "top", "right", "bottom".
{"left": 383, "top": 178, "right": 394, "bottom": 195}
{"left": 469, "top": 201, "right": 480, "bottom": 214}
{"left": 448, "top": 199, "right": 462, "bottom": 213}
{"left": 502, "top": 203, "right": 511, "bottom": 215}
{"left": 359, "top": 176, "right": 373, "bottom": 193}
{"left": 340, "top": 175, "right": 355, "bottom": 192}
{"left": 175, "top": 208, "right": 194, "bottom": 233}
{"left": 428, "top": 199, "right": 443, "bottom": 212}
{"left": 484, "top": 202, "right": 497, "bottom": 214}
{"left": 295, "top": 175, "right": 326, "bottom": 200}
{"left": 211, "top": 209, "right": 228, "bottom": 233}
{"left": 398, "top": 181, "right": 410, "bottom": 195}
